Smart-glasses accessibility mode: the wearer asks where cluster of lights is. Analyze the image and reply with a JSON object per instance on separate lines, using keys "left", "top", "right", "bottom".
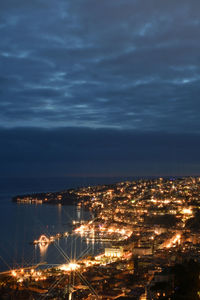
{"left": 181, "top": 208, "right": 193, "bottom": 215}
{"left": 75, "top": 224, "right": 132, "bottom": 239}
{"left": 11, "top": 268, "right": 47, "bottom": 282}
{"left": 34, "top": 232, "right": 68, "bottom": 246}
{"left": 166, "top": 234, "right": 181, "bottom": 248}
{"left": 59, "top": 262, "right": 80, "bottom": 272}
{"left": 34, "top": 234, "right": 50, "bottom": 246}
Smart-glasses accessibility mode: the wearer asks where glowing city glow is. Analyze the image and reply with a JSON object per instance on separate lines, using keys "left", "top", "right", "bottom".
{"left": 59, "top": 262, "right": 80, "bottom": 272}
{"left": 166, "top": 234, "right": 181, "bottom": 248}
{"left": 4, "top": 176, "right": 200, "bottom": 299}
{"left": 181, "top": 208, "right": 193, "bottom": 215}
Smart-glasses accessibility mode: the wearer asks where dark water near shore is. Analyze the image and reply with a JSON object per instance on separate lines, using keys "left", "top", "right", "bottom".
{"left": 0, "top": 177, "right": 128, "bottom": 272}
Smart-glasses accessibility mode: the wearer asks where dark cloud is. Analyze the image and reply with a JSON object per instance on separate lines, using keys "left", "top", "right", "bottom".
{"left": 0, "top": 1, "right": 200, "bottom": 177}
{"left": 0, "top": 0, "right": 200, "bottom": 132}
{"left": 0, "top": 127, "right": 200, "bottom": 178}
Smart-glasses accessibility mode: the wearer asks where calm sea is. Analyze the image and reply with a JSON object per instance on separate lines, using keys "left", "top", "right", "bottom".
{"left": 0, "top": 177, "right": 125, "bottom": 272}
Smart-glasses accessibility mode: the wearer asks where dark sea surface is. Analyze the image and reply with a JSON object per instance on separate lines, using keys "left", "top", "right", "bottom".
{"left": 0, "top": 177, "right": 127, "bottom": 272}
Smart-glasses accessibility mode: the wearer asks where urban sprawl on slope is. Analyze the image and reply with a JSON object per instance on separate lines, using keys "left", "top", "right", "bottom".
{"left": 2, "top": 177, "right": 200, "bottom": 299}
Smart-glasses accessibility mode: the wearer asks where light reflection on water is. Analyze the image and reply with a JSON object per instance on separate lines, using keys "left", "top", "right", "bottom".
{"left": 0, "top": 201, "right": 86, "bottom": 270}
{"left": 0, "top": 201, "right": 111, "bottom": 271}
{"left": 77, "top": 207, "right": 81, "bottom": 220}
{"left": 0, "top": 176, "right": 122, "bottom": 271}
{"left": 39, "top": 243, "right": 48, "bottom": 261}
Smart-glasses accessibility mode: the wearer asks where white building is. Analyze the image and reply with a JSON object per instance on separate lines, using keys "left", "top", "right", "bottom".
{"left": 105, "top": 247, "right": 123, "bottom": 258}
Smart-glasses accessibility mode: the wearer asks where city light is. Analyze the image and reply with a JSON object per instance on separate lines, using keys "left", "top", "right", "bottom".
{"left": 4, "top": 176, "right": 200, "bottom": 299}
{"left": 181, "top": 208, "right": 193, "bottom": 215}
{"left": 11, "top": 270, "right": 17, "bottom": 277}
{"left": 59, "top": 262, "right": 80, "bottom": 272}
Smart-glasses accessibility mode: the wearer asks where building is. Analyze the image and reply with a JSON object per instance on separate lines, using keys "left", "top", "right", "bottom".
{"left": 105, "top": 247, "right": 123, "bottom": 258}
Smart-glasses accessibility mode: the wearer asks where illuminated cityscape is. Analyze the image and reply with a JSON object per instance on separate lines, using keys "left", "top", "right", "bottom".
{"left": 1, "top": 0, "right": 200, "bottom": 298}
{"left": 1, "top": 176, "right": 200, "bottom": 299}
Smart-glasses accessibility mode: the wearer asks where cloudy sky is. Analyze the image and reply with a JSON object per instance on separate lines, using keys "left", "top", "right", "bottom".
{"left": 1, "top": 0, "right": 200, "bottom": 178}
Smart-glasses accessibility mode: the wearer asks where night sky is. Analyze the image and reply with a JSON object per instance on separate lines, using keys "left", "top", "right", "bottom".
{"left": 1, "top": 0, "right": 200, "bottom": 178}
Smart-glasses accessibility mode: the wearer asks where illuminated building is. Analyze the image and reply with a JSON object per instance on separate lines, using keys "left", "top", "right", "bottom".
{"left": 105, "top": 247, "right": 123, "bottom": 258}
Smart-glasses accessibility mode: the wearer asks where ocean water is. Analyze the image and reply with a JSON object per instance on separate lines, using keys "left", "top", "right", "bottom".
{"left": 0, "top": 177, "right": 121, "bottom": 272}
